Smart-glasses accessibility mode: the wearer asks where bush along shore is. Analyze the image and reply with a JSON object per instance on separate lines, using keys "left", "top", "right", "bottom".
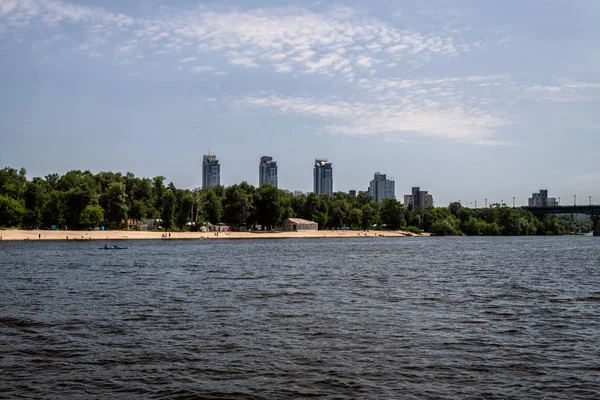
{"left": 0, "top": 167, "right": 592, "bottom": 236}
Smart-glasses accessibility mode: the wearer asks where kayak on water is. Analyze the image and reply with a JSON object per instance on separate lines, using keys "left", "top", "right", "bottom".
{"left": 101, "top": 245, "right": 128, "bottom": 250}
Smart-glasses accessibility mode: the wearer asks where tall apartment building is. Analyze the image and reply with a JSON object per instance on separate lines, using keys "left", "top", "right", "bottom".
{"left": 528, "top": 189, "right": 558, "bottom": 207}
{"left": 367, "top": 172, "right": 395, "bottom": 203}
{"left": 404, "top": 187, "right": 434, "bottom": 209}
{"left": 313, "top": 158, "right": 333, "bottom": 196}
{"left": 258, "top": 156, "right": 278, "bottom": 187}
{"left": 202, "top": 154, "right": 220, "bottom": 189}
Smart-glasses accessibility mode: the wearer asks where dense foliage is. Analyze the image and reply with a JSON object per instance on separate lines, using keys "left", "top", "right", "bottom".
{"left": 0, "top": 167, "right": 591, "bottom": 235}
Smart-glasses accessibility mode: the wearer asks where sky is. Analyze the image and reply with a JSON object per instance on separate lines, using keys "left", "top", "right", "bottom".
{"left": 0, "top": 0, "right": 599, "bottom": 206}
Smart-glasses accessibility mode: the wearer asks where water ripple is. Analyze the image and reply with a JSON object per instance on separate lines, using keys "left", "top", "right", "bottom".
{"left": 1, "top": 236, "right": 599, "bottom": 398}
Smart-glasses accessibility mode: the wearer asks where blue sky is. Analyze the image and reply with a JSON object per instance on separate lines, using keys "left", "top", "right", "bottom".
{"left": 1, "top": 0, "right": 599, "bottom": 206}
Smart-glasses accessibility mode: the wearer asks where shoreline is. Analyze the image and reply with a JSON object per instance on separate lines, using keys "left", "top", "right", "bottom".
{"left": 0, "top": 229, "right": 428, "bottom": 241}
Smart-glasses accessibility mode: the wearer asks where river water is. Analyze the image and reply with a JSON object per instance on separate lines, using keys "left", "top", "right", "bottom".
{"left": 1, "top": 237, "right": 599, "bottom": 399}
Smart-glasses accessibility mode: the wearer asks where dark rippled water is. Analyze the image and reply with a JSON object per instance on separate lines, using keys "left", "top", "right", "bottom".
{"left": 1, "top": 237, "right": 599, "bottom": 399}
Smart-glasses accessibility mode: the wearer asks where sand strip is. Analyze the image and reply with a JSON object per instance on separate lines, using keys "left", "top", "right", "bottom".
{"left": 0, "top": 229, "right": 427, "bottom": 241}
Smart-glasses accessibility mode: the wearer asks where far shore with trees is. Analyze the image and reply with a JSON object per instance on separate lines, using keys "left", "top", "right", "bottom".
{"left": 0, "top": 167, "right": 592, "bottom": 236}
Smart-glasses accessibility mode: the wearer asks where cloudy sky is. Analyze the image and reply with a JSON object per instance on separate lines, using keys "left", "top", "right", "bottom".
{"left": 1, "top": 0, "right": 599, "bottom": 206}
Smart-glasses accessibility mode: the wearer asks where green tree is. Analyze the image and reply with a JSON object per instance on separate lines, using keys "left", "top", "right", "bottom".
{"left": 462, "top": 218, "right": 481, "bottom": 236}
{"left": 44, "top": 173, "right": 60, "bottom": 190}
{"left": 379, "top": 198, "right": 405, "bottom": 230}
{"left": 540, "top": 214, "right": 566, "bottom": 235}
{"left": 129, "top": 200, "right": 146, "bottom": 221}
{"left": 302, "top": 193, "right": 328, "bottom": 229}
{"left": 279, "top": 193, "right": 293, "bottom": 222}
{"left": 104, "top": 182, "right": 128, "bottom": 228}
{"left": 0, "top": 195, "right": 25, "bottom": 227}
{"left": 223, "top": 185, "right": 250, "bottom": 230}
{"left": 80, "top": 205, "right": 104, "bottom": 228}
{"left": 360, "top": 204, "right": 376, "bottom": 230}
{"left": 152, "top": 176, "right": 166, "bottom": 212}
{"left": 430, "top": 216, "right": 461, "bottom": 235}
{"left": 255, "top": 184, "right": 284, "bottom": 230}
{"left": 190, "top": 188, "right": 202, "bottom": 224}
{"left": 449, "top": 201, "right": 462, "bottom": 216}
{"left": 176, "top": 194, "right": 195, "bottom": 229}
{"left": 63, "top": 184, "right": 93, "bottom": 228}
{"left": 290, "top": 194, "right": 306, "bottom": 217}
{"left": 42, "top": 190, "right": 64, "bottom": 228}
{"left": 57, "top": 170, "right": 88, "bottom": 192}
{"left": 238, "top": 182, "right": 258, "bottom": 229}
{"left": 356, "top": 191, "right": 373, "bottom": 205}
{"left": 348, "top": 207, "right": 363, "bottom": 229}
{"left": 22, "top": 179, "right": 48, "bottom": 229}
{"left": 0, "top": 167, "right": 27, "bottom": 200}
{"left": 326, "top": 197, "right": 351, "bottom": 228}
{"left": 201, "top": 189, "right": 222, "bottom": 224}
{"left": 480, "top": 221, "right": 500, "bottom": 235}
{"left": 161, "top": 190, "right": 176, "bottom": 230}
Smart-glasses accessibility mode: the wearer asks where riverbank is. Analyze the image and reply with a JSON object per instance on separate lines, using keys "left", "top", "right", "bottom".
{"left": 0, "top": 229, "right": 427, "bottom": 241}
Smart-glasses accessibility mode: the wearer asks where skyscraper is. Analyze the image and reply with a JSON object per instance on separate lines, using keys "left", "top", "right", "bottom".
{"left": 368, "top": 172, "right": 395, "bottom": 203}
{"left": 313, "top": 158, "right": 333, "bottom": 195}
{"left": 258, "top": 156, "right": 278, "bottom": 187}
{"left": 528, "top": 189, "right": 558, "bottom": 207}
{"left": 404, "top": 187, "right": 434, "bottom": 209}
{"left": 202, "top": 154, "right": 220, "bottom": 189}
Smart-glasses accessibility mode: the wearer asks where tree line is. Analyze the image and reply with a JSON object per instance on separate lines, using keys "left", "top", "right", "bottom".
{"left": 0, "top": 167, "right": 591, "bottom": 235}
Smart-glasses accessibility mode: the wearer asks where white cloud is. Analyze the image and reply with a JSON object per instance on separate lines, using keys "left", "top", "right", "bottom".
{"left": 0, "top": 0, "right": 133, "bottom": 28}
{"left": 561, "top": 82, "right": 600, "bottom": 90}
{"left": 525, "top": 85, "right": 562, "bottom": 93}
{"left": 356, "top": 56, "right": 373, "bottom": 67}
{"left": 230, "top": 57, "right": 258, "bottom": 67}
{"left": 1, "top": 2, "right": 487, "bottom": 79}
{"left": 236, "top": 94, "right": 505, "bottom": 143}
{"left": 191, "top": 65, "right": 215, "bottom": 73}
{"left": 31, "top": 33, "right": 66, "bottom": 48}
{"left": 265, "top": 53, "right": 287, "bottom": 61}
{"left": 0, "top": 1, "right": 527, "bottom": 147}
{"left": 522, "top": 81, "right": 600, "bottom": 104}
{"left": 473, "top": 139, "right": 515, "bottom": 146}
{"left": 388, "top": 44, "right": 408, "bottom": 53}
{"left": 275, "top": 64, "right": 293, "bottom": 73}
{"left": 126, "top": 5, "right": 479, "bottom": 78}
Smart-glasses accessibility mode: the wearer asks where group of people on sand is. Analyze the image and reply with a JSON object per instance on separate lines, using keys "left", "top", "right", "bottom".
{"left": 161, "top": 232, "right": 171, "bottom": 238}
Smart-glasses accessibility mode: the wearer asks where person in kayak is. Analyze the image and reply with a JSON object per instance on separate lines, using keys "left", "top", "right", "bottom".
{"left": 104, "top": 244, "right": 108, "bottom": 249}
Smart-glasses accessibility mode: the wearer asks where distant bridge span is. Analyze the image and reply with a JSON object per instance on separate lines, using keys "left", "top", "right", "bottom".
{"left": 523, "top": 205, "right": 600, "bottom": 236}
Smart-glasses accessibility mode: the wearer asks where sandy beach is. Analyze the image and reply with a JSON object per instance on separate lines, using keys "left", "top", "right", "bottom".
{"left": 0, "top": 229, "right": 426, "bottom": 241}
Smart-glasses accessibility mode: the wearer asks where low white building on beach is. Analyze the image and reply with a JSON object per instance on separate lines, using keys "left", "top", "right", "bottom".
{"left": 282, "top": 218, "right": 318, "bottom": 231}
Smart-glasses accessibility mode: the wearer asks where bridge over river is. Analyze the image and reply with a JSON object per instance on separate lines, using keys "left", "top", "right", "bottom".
{"left": 523, "top": 205, "right": 600, "bottom": 236}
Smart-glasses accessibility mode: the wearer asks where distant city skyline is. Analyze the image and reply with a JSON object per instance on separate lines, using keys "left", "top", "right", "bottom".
{"left": 1, "top": 1, "right": 599, "bottom": 206}
{"left": 196, "top": 154, "right": 593, "bottom": 208}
